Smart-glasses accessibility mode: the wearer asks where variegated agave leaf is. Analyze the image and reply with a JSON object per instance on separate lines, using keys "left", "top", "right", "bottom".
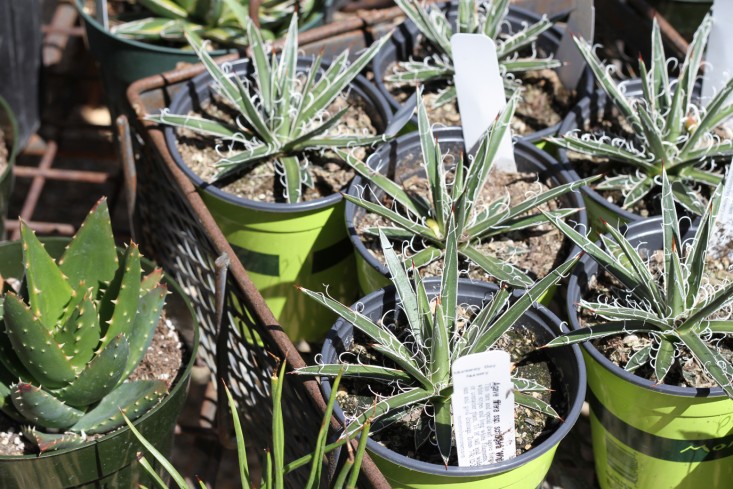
{"left": 0, "top": 198, "right": 169, "bottom": 451}
{"left": 149, "top": 14, "right": 392, "bottom": 203}
{"left": 111, "top": 0, "right": 319, "bottom": 45}
{"left": 341, "top": 86, "right": 596, "bottom": 287}
{"left": 387, "top": 0, "right": 561, "bottom": 106}
{"left": 295, "top": 228, "right": 579, "bottom": 464}
{"left": 549, "top": 14, "right": 733, "bottom": 215}
{"left": 544, "top": 169, "right": 733, "bottom": 398}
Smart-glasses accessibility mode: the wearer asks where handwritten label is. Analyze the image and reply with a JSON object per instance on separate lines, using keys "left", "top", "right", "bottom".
{"left": 452, "top": 33, "right": 516, "bottom": 171}
{"left": 556, "top": 0, "right": 595, "bottom": 89}
{"left": 452, "top": 350, "right": 515, "bottom": 467}
{"left": 702, "top": 0, "right": 733, "bottom": 113}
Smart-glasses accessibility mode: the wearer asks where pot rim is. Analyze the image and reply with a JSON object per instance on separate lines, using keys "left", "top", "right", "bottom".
{"left": 344, "top": 126, "right": 587, "bottom": 281}
{"left": 319, "top": 277, "right": 587, "bottom": 477}
{"left": 75, "top": 0, "right": 233, "bottom": 57}
{"left": 0, "top": 237, "right": 201, "bottom": 460}
{"left": 566, "top": 216, "right": 729, "bottom": 398}
{"left": 162, "top": 57, "right": 392, "bottom": 213}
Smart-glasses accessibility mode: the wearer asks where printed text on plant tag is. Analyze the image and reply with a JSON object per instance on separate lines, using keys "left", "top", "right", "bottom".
{"left": 452, "top": 350, "right": 515, "bottom": 467}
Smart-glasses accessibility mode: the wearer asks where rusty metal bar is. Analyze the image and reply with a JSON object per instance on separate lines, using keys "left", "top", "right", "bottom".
{"left": 6, "top": 220, "right": 76, "bottom": 236}
{"left": 13, "top": 166, "right": 111, "bottom": 184}
{"left": 12, "top": 140, "right": 58, "bottom": 241}
{"left": 627, "top": 0, "right": 689, "bottom": 56}
{"left": 43, "top": 2, "right": 79, "bottom": 66}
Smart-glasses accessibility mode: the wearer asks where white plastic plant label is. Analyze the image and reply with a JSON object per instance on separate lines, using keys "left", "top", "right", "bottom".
{"left": 709, "top": 172, "right": 733, "bottom": 258}
{"left": 702, "top": 0, "right": 733, "bottom": 110}
{"left": 452, "top": 349, "right": 516, "bottom": 467}
{"left": 451, "top": 33, "right": 516, "bottom": 171}
{"left": 556, "top": 0, "right": 595, "bottom": 89}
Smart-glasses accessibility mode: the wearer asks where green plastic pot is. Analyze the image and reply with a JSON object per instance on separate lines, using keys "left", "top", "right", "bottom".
{"left": 0, "top": 238, "right": 199, "bottom": 489}
{"left": 76, "top": 0, "right": 332, "bottom": 117}
{"left": 566, "top": 218, "right": 733, "bottom": 489}
{"left": 320, "top": 279, "right": 587, "bottom": 489}
{"left": 345, "top": 127, "right": 587, "bottom": 304}
{"left": 0, "top": 96, "right": 17, "bottom": 240}
{"left": 76, "top": 0, "right": 236, "bottom": 117}
{"left": 163, "top": 58, "right": 393, "bottom": 342}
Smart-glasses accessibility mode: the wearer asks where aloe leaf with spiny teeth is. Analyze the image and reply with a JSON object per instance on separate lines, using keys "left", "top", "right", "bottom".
{"left": 388, "top": 0, "right": 561, "bottom": 107}
{"left": 543, "top": 169, "right": 733, "bottom": 398}
{"left": 149, "top": 14, "right": 393, "bottom": 204}
{"left": 548, "top": 14, "right": 733, "bottom": 215}
{"left": 342, "top": 86, "right": 598, "bottom": 287}
{"left": 0, "top": 198, "right": 169, "bottom": 451}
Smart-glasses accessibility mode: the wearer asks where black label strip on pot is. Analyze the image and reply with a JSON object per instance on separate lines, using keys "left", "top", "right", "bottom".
{"left": 588, "top": 388, "right": 733, "bottom": 463}
{"left": 311, "top": 237, "right": 352, "bottom": 274}
{"left": 231, "top": 238, "right": 352, "bottom": 277}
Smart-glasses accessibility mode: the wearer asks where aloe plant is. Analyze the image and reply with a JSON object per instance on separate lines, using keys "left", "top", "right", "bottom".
{"left": 0, "top": 198, "right": 169, "bottom": 452}
{"left": 126, "top": 362, "right": 370, "bottom": 488}
{"left": 150, "top": 15, "right": 391, "bottom": 203}
{"left": 112, "top": 0, "right": 319, "bottom": 45}
{"left": 387, "top": 0, "right": 561, "bottom": 107}
{"left": 548, "top": 15, "right": 733, "bottom": 215}
{"left": 543, "top": 169, "right": 733, "bottom": 397}
{"left": 340, "top": 86, "right": 596, "bottom": 287}
{"left": 295, "top": 226, "right": 578, "bottom": 465}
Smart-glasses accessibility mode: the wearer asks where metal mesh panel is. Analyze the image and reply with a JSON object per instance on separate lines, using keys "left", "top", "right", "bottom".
{"left": 133, "top": 132, "right": 326, "bottom": 486}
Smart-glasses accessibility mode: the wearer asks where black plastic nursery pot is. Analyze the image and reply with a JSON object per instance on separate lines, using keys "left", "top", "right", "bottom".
{"left": 0, "top": 96, "right": 17, "bottom": 240}
{"left": 345, "top": 126, "right": 588, "bottom": 299}
{"left": 320, "top": 278, "right": 586, "bottom": 489}
{"left": 0, "top": 239, "right": 199, "bottom": 489}
{"left": 556, "top": 80, "right": 707, "bottom": 235}
{"left": 566, "top": 218, "right": 733, "bottom": 489}
{"left": 163, "top": 56, "right": 392, "bottom": 342}
{"left": 371, "top": 2, "right": 594, "bottom": 143}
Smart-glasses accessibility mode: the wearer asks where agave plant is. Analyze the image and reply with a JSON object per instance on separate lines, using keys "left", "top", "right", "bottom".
{"left": 112, "top": 0, "right": 318, "bottom": 45}
{"left": 295, "top": 225, "right": 578, "bottom": 464}
{"left": 149, "top": 15, "right": 391, "bottom": 203}
{"left": 548, "top": 15, "right": 733, "bottom": 215}
{"left": 0, "top": 198, "right": 169, "bottom": 452}
{"left": 387, "top": 0, "right": 561, "bottom": 107}
{"left": 339, "top": 86, "right": 596, "bottom": 287}
{"left": 543, "top": 169, "right": 733, "bottom": 397}
{"left": 126, "top": 362, "right": 370, "bottom": 488}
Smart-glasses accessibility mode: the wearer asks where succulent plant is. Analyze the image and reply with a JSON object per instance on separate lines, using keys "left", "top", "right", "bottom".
{"left": 149, "top": 15, "right": 391, "bottom": 203}
{"left": 548, "top": 15, "right": 733, "bottom": 215}
{"left": 112, "top": 0, "right": 318, "bottom": 45}
{"left": 0, "top": 198, "right": 169, "bottom": 452}
{"left": 127, "top": 361, "right": 371, "bottom": 488}
{"left": 387, "top": 0, "right": 561, "bottom": 107}
{"left": 543, "top": 170, "right": 733, "bottom": 397}
{"left": 295, "top": 226, "right": 577, "bottom": 464}
{"left": 340, "top": 86, "right": 596, "bottom": 287}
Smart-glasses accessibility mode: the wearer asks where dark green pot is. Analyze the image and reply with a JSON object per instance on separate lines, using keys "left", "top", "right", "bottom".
{"left": 0, "top": 239, "right": 199, "bottom": 489}
{"left": 75, "top": 0, "right": 236, "bottom": 118}
{"left": 0, "top": 96, "right": 17, "bottom": 241}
